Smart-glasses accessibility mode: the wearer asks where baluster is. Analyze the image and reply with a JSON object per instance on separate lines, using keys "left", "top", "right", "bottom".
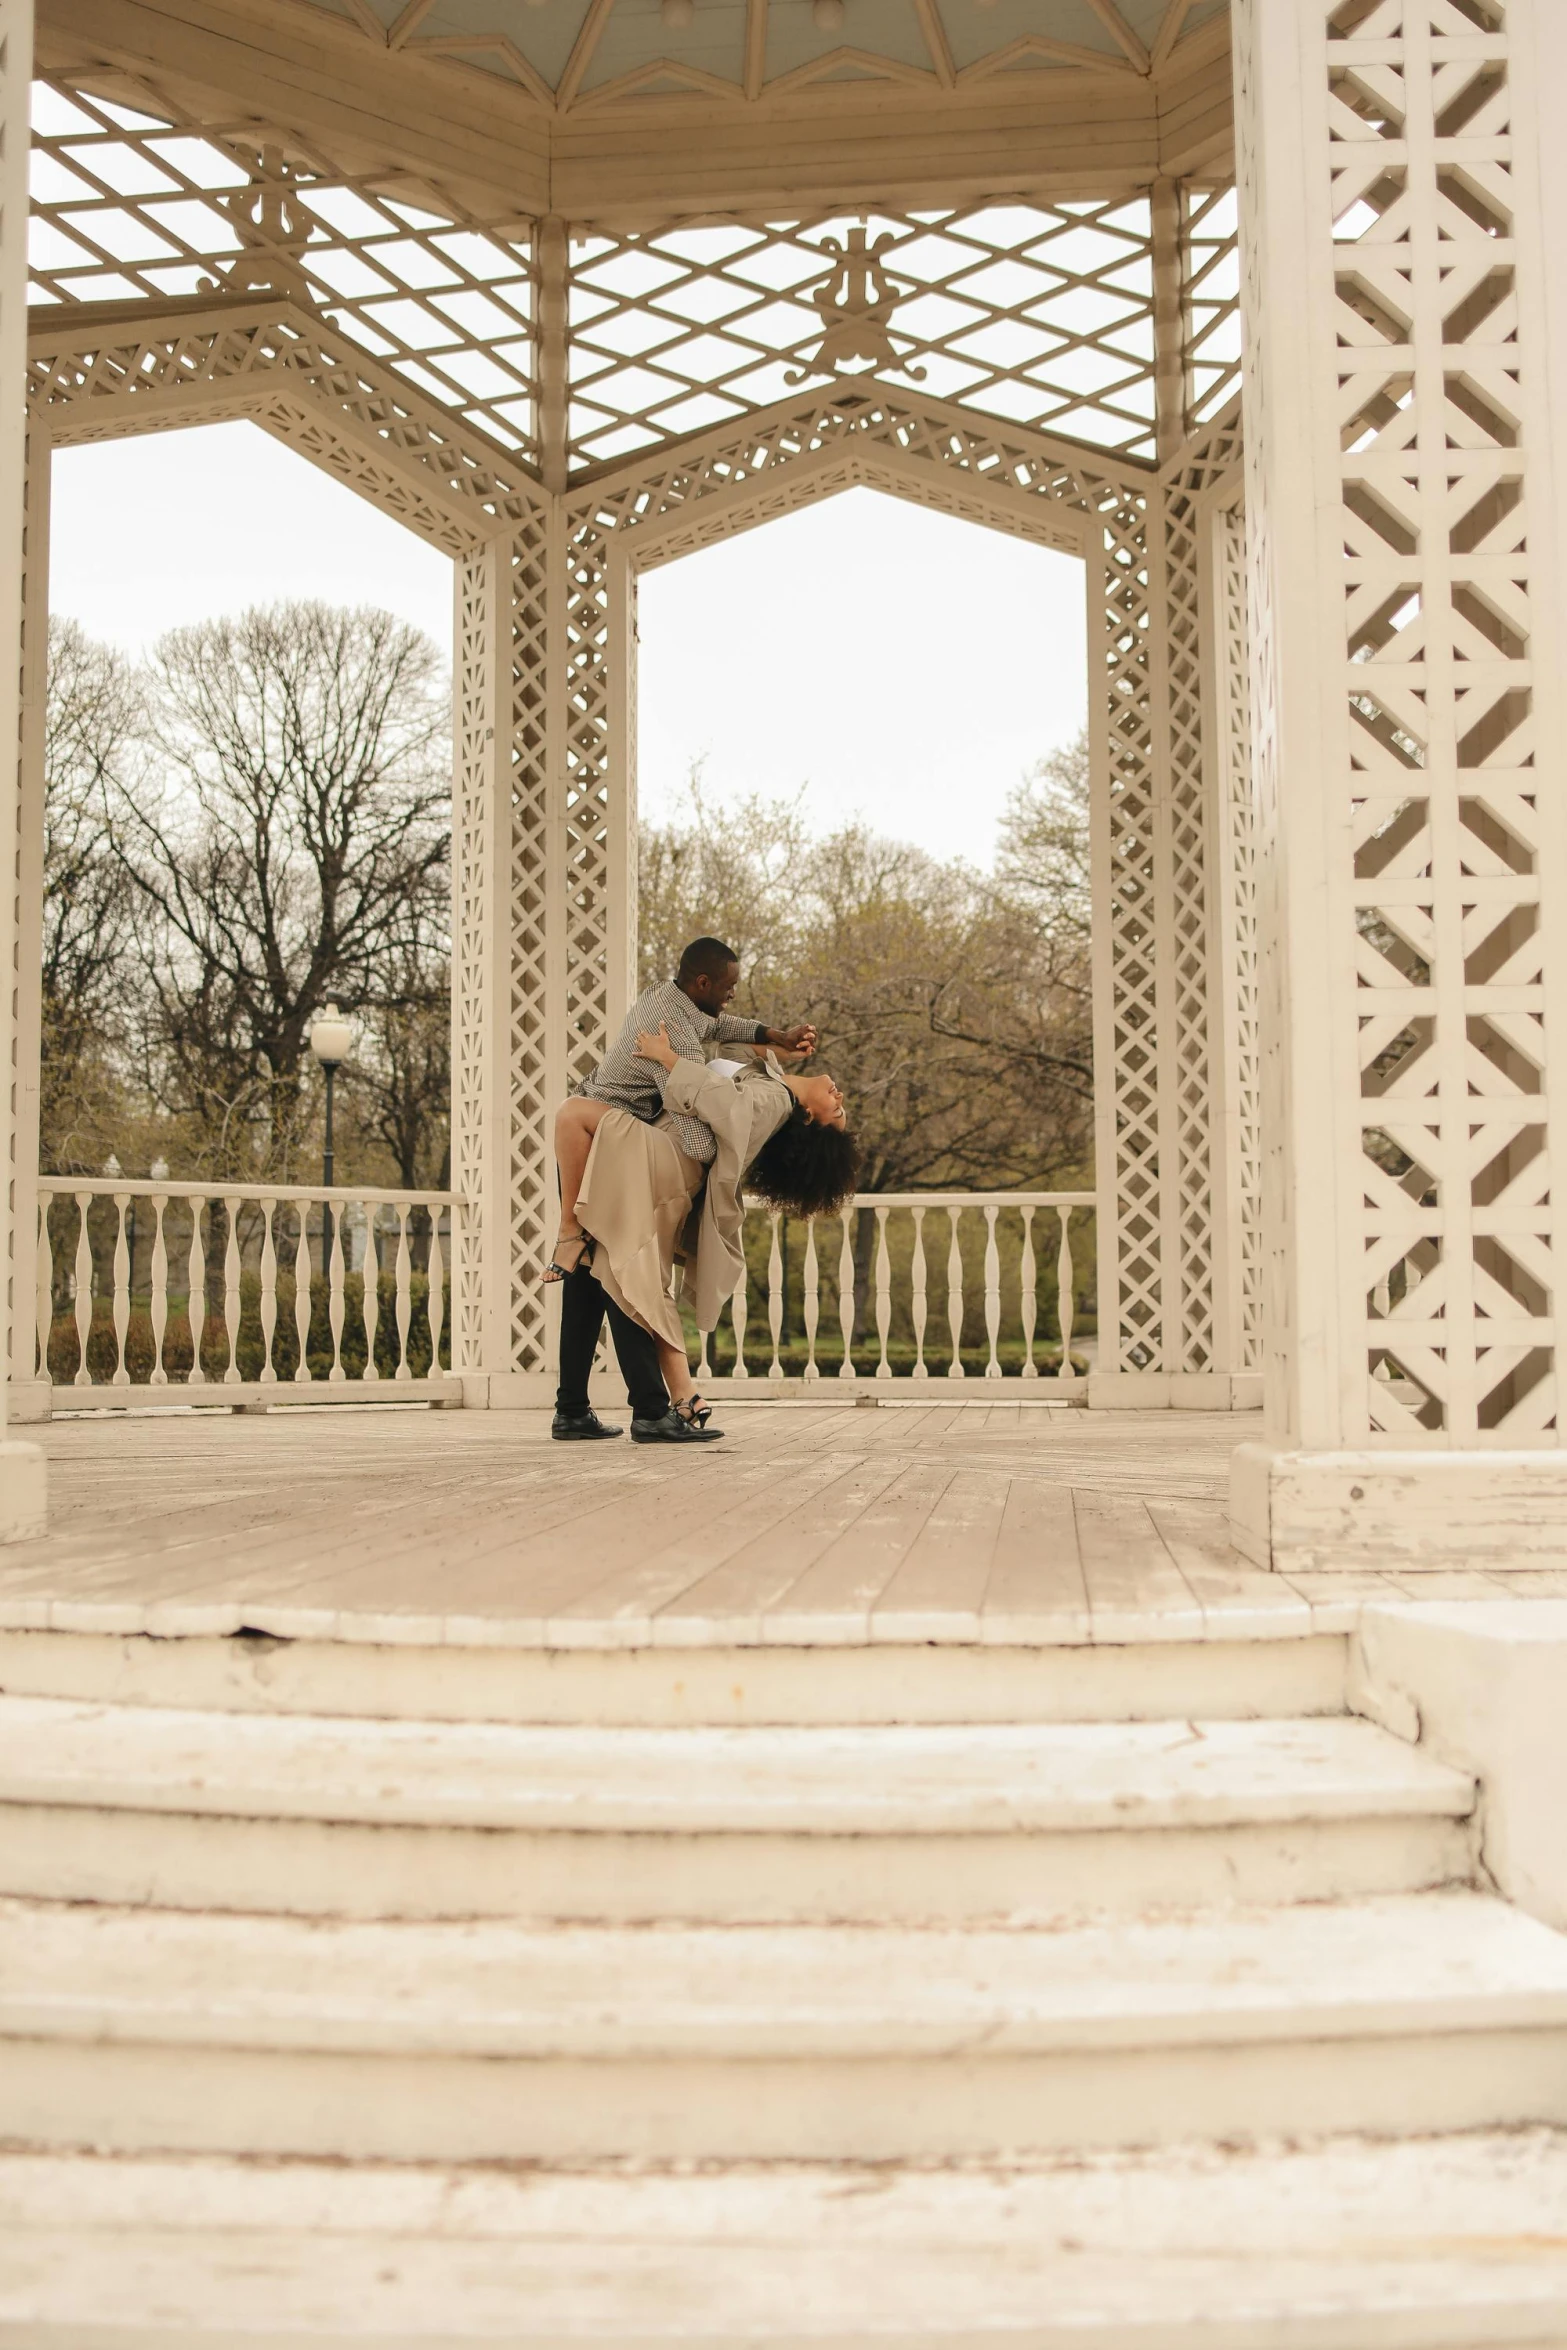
{"left": 362, "top": 1205, "right": 380, "bottom": 1382}
{"left": 910, "top": 1205, "right": 928, "bottom": 1380}
{"left": 802, "top": 1219, "right": 820, "bottom": 1382}
{"left": 696, "top": 1324, "right": 711, "bottom": 1384}
{"left": 427, "top": 1208, "right": 445, "bottom": 1375}
{"left": 222, "top": 1196, "right": 242, "bottom": 1384}
{"left": 983, "top": 1204, "right": 1002, "bottom": 1380}
{"left": 395, "top": 1206, "right": 413, "bottom": 1381}
{"left": 328, "top": 1201, "right": 346, "bottom": 1381}
{"left": 946, "top": 1205, "right": 966, "bottom": 1381}
{"left": 258, "top": 1200, "right": 278, "bottom": 1384}
{"left": 73, "top": 1192, "right": 93, "bottom": 1387}
{"left": 148, "top": 1193, "right": 169, "bottom": 1386}
{"left": 293, "top": 1200, "right": 313, "bottom": 1383}
{"left": 1019, "top": 1206, "right": 1039, "bottom": 1379}
{"left": 837, "top": 1207, "right": 857, "bottom": 1381}
{"left": 35, "top": 1191, "right": 54, "bottom": 1386}
{"left": 186, "top": 1198, "right": 207, "bottom": 1384}
{"left": 1057, "top": 1207, "right": 1077, "bottom": 1383}
{"left": 767, "top": 1212, "right": 784, "bottom": 1379}
{"left": 111, "top": 1191, "right": 131, "bottom": 1386}
{"left": 874, "top": 1205, "right": 892, "bottom": 1381}
{"left": 731, "top": 1250, "right": 750, "bottom": 1380}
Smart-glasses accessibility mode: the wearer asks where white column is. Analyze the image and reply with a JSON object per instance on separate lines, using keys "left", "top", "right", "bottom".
{"left": 0, "top": 3, "right": 45, "bottom": 1532}
{"left": 1231, "top": 0, "right": 1567, "bottom": 1570}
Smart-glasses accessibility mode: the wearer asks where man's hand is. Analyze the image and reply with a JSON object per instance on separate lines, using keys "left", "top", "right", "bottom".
{"left": 765, "top": 1022, "right": 818, "bottom": 1057}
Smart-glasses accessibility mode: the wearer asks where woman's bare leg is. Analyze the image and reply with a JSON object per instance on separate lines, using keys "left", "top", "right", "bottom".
{"left": 656, "top": 1333, "right": 696, "bottom": 1408}
{"left": 547, "top": 1097, "right": 609, "bottom": 1278}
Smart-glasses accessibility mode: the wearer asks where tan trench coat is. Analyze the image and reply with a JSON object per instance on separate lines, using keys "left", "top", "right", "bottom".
{"left": 662, "top": 1051, "right": 794, "bottom": 1333}
{"left": 575, "top": 1052, "right": 792, "bottom": 1345}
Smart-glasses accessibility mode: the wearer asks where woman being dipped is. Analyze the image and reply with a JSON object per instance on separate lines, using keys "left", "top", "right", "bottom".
{"left": 570, "top": 1023, "right": 860, "bottom": 1430}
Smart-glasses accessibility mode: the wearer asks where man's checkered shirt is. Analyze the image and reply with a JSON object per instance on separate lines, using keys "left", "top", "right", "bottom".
{"left": 576, "top": 979, "right": 766, "bottom": 1165}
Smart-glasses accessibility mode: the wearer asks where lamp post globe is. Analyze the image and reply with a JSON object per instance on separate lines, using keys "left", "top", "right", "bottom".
{"left": 308, "top": 1004, "right": 355, "bottom": 1262}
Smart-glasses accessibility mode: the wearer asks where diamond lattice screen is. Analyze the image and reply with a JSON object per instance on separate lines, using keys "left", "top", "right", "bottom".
{"left": 1327, "top": 0, "right": 1547, "bottom": 1438}
{"left": 27, "top": 77, "right": 538, "bottom": 461}
{"left": 566, "top": 200, "right": 1157, "bottom": 472}
{"left": 1182, "top": 184, "right": 1241, "bottom": 430}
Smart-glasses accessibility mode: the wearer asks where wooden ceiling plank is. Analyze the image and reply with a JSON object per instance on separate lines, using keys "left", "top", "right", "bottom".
{"left": 335, "top": 0, "right": 387, "bottom": 41}
{"left": 911, "top": 0, "right": 956, "bottom": 92}
{"left": 1151, "top": 0, "right": 1198, "bottom": 70}
{"left": 956, "top": 35, "right": 1141, "bottom": 83}
{"left": 764, "top": 45, "right": 939, "bottom": 100}
{"left": 1082, "top": 0, "right": 1152, "bottom": 73}
{"left": 37, "top": 0, "right": 552, "bottom": 212}
{"left": 557, "top": 0, "right": 619, "bottom": 112}
{"left": 571, "top": 58, "right": 747, "bottom": 112}
{"left": 410, "top": 33, "right": 557, "bottom": 110}
{"left": 744, "top": 0, "right": 768, "bottom": 102}
{"left": 387, "top": 0, "right": 437, "bottom": 49}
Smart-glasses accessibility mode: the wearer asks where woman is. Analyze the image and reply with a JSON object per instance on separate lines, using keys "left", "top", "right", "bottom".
{"left": 563, "top": 1026, "right": 859, "bottom": 1427}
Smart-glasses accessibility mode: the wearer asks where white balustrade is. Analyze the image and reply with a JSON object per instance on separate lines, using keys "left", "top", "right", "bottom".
{"left": 723, "top": 1192, "right": 1093, "bottom": 1387}
{"left": 33, "top": 1179, "right": 457, "bottom": 1407}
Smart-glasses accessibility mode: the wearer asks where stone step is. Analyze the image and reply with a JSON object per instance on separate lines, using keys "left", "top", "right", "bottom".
{"left": 2, "top": 2133, "right": 1566, "bottom": 2347}
{"left": 4, "top": 1891, "right": 1566, "bottom": 2162}
{"left": 0, "top": 1698, "right": 1476, "bottom": 1923}
{"left": 0, "top": 1621, "right": 1349, "bottom": 1727}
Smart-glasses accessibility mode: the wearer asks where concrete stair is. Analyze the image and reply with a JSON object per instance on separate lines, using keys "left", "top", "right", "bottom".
{"left": 0, "top": 1697, "right": 1478, "bottom": 1921}
{"left": 4, "top": 2133, "right": 1567, "bottom": 2348}
{"left": 0, "top": 1619, "right": 1565, "bottom": 2341}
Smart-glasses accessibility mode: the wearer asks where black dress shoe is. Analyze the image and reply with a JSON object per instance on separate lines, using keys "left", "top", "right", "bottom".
{"left": 551, "top": 1408, "right": 623, "bottom": 1440}
{"left": 630, "top": 1408, "right": 726, "bottom": 1444}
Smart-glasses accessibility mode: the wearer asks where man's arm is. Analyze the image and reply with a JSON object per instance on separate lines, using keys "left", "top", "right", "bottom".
{"left": 711, "top": 1011, "right": 818, "bottom": 1055}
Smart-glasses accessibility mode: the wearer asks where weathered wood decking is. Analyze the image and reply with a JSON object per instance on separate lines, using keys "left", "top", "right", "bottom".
{"left": 0, "top": 1402, "right": 1559, "bottom": 1649}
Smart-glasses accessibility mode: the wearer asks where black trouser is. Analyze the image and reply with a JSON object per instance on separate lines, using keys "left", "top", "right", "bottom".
{"left": 555, "top": 1262, "right": 668, "bottom": 1422}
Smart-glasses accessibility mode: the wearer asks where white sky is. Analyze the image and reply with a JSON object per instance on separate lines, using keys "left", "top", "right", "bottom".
{"left": 49, "top": 422, "right": 1087, "bottom": 868}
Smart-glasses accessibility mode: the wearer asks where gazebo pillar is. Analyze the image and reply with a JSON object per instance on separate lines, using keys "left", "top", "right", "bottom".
{"left": 0, "top": 0, "right": 46, "bottom": 1533}
{"left": 1230, "top": 0, "right": 1567, "bottom": 1568}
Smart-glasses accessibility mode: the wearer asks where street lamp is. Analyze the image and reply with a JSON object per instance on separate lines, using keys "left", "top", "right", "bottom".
{"left": 309, "top": 1004, "right": 355, "bottom": 1263}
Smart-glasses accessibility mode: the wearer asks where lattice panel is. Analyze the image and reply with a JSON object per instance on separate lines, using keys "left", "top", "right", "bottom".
{"left": 566, "top": 200, "right": 1158, "bottom": 473}
{"left": 1215, "top": 498, "right": 1262, "bottom": 1370}
{"left": 28, "top": 76, "right": 538, "bottom": 462}
{"left": 1327, "top": 0, "right": 1550, "bottom": 1438}
{"left": 1159, "top": 408, "right": 1245, "bottom": 1373}
{"left": 505, "top": 516, "right": 557, "bottom": 1375}
{"left": 569, "top": 387, "right": 1170, "bottom": 1375}
{"left": 27, "top": 306, "right": 535, "bottom": 547}
{"left": 1183, "top": 184, "right": 1241, "bottom": 430}
{"left": 451, "top": 549, "right": 491, "bottom": 1375}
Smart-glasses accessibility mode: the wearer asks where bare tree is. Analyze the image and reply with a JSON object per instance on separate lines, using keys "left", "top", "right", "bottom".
{"left": 348, "top": 964, "right": 452, "bottom": 1192}
{"left": 40, "top": 617, "right": 141, "bottom": 1168}
{"left": 115, "top": 602, "right": 450, "bottom": 1177}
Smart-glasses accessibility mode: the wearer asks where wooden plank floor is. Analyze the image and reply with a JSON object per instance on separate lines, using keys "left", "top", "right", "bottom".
{"left": 0, "top": 1401, "right": 1562, "bottom": 1648}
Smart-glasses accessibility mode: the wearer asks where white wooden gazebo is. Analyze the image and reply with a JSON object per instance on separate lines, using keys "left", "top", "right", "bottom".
{"left": 0, "top": 0, "right": 1560, "bottom": 1576}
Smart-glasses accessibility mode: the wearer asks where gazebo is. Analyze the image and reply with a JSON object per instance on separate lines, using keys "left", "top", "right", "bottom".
{"left": 0, "top": 0, "right": 1558, "bottom": 1582}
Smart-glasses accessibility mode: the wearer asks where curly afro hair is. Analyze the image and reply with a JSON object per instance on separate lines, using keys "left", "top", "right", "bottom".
{"left": 745, "top": 1102, "right": 862, "bottom": 1220}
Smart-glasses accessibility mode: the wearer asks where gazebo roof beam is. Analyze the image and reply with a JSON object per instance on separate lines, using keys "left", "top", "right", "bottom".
{"left": 36, "top": 0, "right": 1233, "bottom": 229}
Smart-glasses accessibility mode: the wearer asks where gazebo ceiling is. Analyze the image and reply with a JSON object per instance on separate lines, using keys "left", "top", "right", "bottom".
{"left": 298, "top": 0, "right": 1229, "bottom": 110}
{"left": 36, "top": 0, "right": 1235, "bottom": 226}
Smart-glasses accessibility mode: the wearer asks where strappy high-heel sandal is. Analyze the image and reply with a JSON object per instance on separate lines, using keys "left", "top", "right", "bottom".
{"left": 543, "top": 1231, "right": 594, "bottom": 1285}
{"left": 674, "top": 1394, "right": 712, "bottom": 1429}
